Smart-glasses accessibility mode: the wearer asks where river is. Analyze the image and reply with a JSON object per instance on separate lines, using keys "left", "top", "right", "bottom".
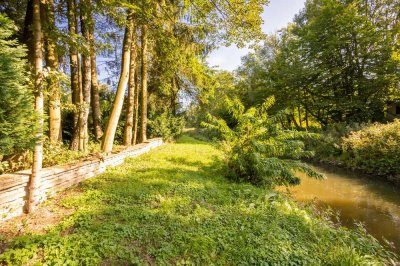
{"left": 280, "top": 164, "right": 400, "bottom": 252}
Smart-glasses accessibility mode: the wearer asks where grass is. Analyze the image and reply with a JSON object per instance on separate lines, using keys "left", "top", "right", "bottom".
{"left": 0, "top": 136, "right": 397, "bottom": 265}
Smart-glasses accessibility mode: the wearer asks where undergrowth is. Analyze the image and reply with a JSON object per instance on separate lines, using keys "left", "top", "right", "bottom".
{"left": 0, "top": 141, "right": 126, "bottom": 174}
{"left": 0, "top": 136, "right": 397, "bottom": 265}
{"left": 307, "top": 120, "right": 400, "bottom": 186}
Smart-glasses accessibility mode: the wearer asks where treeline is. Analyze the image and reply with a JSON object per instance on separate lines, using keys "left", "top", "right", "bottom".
{"left": 0, "top": 0, "right": 268, "bottom": 210}
{"left": 232, "top": 0, "right": 399, "bottom": 128}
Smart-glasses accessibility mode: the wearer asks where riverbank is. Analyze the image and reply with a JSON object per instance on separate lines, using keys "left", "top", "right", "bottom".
{"left": 305, "top": 157, "right": 400, "bottom": 188}
{"left": 0, "top": 136, "right": 397, "bottom": 264}
{"left": 281, "top": 163, "right": 400, "bottom": 251}
{"left": 307, "top": 120, "right": 400, "bottom": 188}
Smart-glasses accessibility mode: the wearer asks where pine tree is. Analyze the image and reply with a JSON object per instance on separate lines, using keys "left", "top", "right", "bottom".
{"left": 0, "top": 14, "right": 37, "bottom": 157}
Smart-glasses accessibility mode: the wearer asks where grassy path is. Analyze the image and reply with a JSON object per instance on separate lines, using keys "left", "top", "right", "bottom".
{"left": 0, "top": 136, "right": 395, "bottom": 265}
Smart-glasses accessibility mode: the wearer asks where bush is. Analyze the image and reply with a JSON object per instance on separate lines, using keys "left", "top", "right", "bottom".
{"left": 184, "top": 128, "right": 220, "bottom": 142}
{"left": 306, "top": 122, "right": 367, "bottom": 161}
{"left": 203, "top": 97, "right": 322, "bottom": 188}
{"left": 341, "top": 120, "right": 400, "bottom": 183}
{"left": 148, "top": 112, "right": 185, "bottom": 142}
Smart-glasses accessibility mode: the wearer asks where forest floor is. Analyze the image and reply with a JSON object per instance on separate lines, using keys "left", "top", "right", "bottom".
{"left": 0, "top": 136, "right": 397, "bottom": 265}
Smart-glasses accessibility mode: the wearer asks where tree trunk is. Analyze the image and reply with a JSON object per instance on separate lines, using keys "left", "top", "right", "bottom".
{"left": 140, "top": 24, "right": 148, "bottom": 142}
{"left": 67, "top": 0, "right": 80, "bottom": 150}
{"left": 305, "top": 106, "right": 309, "bottom": 129}
{"left": 89, "top": 11, "right": 103, "bottom": 140}
{"left": 291, "top": 111, "right": 300, "bottom": 129}
{"left": 79, "top": 0, "right": 91, "bottom": 152}
{"left": 27, "top": 0, "right": 44, "bottom": 213}
{"left": 133, "top": 64, "right": 140, "bottom": 145}
{"left": 124, "top": 27, "right": 137, "bottom": 146}
{"left": 23, "top": 0, "right": 34, "bottom": 63}
{"left": 43, "top": 0, "right": 62, "bottom": 143}
{"left": 101, "top": 12, "right": 134, "bottom": 153}
{"left": 298, "top": 105, "right": 302, "bottom": 128}
{"left": 171, "top": 77, "right": 179, "bottom": 115}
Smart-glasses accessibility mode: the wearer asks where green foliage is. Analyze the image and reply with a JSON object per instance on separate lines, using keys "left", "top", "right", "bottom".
{"left": 203, "top": 97, "right": 323, "bottom": 187}
{"left": 0, "top": 137, "right": 395, "bottom": 265}
{"left": 40, "top": 140, "right": 102, "bottom": 167}
{"left": 0, "top": 14, "right": 37, "bottom": 156}
{"left": 306, "top": 120, "right": 400, "bottom": 184}
{"left": 307, "top": 120, "right": 400, "bottom": 185}
{"left": 341, "top": 120, "right": 400, "bottom": 182}
{"left": 0, "top": 139, "right": 105, "bottom": 174}
{"left": 236, "top": 0, "right": 400, "bottom": 127}
{"left": 306, "top": 122, "right": 367, "bottom": 162}
{"left": 148, "top": 112, "right": 185, "bottom": 142}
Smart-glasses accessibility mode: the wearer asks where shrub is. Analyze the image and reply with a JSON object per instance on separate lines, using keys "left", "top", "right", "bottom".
{"left": 306, "top": 122, "right": 367, "bottom": 161}
{"left": 341, "top": 120, "right": 400, "bottom": 182}
{"left": 148, "top": 112, "right": 185, "bottom": 142}
{"left": 202, "top": 97, "right": 322, "bottom": 188}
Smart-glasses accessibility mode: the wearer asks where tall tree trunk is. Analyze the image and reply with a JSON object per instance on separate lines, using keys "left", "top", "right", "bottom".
{"left": 140, "top": 24, "right": 148, "bottom": 142}
{"left": 291, "top": 111, "right": 300, "bottom": 129}
{"left": 23, "top": 0, "right": 34, "bottom": 63}
{"left": 89, "top": 19, "right": 103, "bottom": 140}
{"left": 297, "top": 88, "right": 302, "bottom": 129}
{"left": 27, "top": 0, "right": 44, "bottom": 213}
{"left": 298, "top": 106, "right": 302, "bottom": 128}
{"left": 305, "top": 105, "right": 309, "bottom": 129}
{"left": 43, "top": 0, "right": 62, "bottom": 143}
{"left": 101, "top": 12, "right": 134, "bottom": 153}
{"left": 133, "top": 63, "right": 140, "bottom": 145}
{"left": 171, "top": 77, "right": 178, "bottom": 116}
{"left": 67, "top": 0, "right": 80, "bottom": 150}
{"left": 79, "top": 0, "right": 91, "bottom": 152}
{"left": 124, "top": 27, "right": 137, "bottom": 146}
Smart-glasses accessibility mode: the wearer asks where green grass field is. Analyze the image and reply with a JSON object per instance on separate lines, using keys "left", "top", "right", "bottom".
{"left": 0, "top": 136, "right": 396, "bottom": 265}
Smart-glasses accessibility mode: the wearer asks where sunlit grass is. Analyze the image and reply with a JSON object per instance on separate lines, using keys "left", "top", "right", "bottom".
{"left": 0, "top": 136, "right": 396, "bottom": 265}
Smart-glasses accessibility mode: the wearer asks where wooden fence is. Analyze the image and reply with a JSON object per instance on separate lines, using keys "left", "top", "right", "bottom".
{"left": 0, "top": 138, "right": 163, "bottom": 221}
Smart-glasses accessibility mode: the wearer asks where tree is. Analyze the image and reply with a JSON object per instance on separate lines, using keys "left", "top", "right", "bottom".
{"left": 101, "top": 11, "right": 134, "bottom": 153}
{"left": 0, "top": 14, "right": 36, "bottom": 157}
{"left": 67, "top": 0, "right": 81, "bottom": 150}
{"left": 140, "top": 24, "right": 148, "bottom": 142}
{"left": 42, "top": 0, "right": 62, "bottom": 143}
{"left": 124, "top": 25, "right": 137, "bottom": 146}
{"left": 288, "top": 0, "right": 399, "bottom": 124}
{"left": 234, "top": 0, "right": 399, "bottom": 127}
{"left": 133, "top": 63, "right": 140, "bottom": 145}
{"left": 88, "top": 2, "right": 103, "bottom": 140}
{"left": 79, "top": 0, "right": 91, "bottom": 152}
{"left": 27, "top": 0, "right": 44, "bottom": 213}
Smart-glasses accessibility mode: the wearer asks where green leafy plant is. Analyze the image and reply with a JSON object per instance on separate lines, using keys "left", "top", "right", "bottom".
{"left": 148, "top": 112, "right": 185, "bottom": 142}
{"left": 341, "top": 120, "right": 400, "bottom": 183}
{"left": 202, "top": 97, "right": 323, "bottom": 187}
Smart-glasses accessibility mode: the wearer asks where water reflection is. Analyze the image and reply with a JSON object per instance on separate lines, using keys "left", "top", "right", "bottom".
{"left": 279, "top": 164, "right": 400, "bottom": 251}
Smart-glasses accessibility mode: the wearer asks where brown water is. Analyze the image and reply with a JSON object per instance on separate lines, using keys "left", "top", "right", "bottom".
{"left": 281, "top": 164, "right": 400, "bottom": 251}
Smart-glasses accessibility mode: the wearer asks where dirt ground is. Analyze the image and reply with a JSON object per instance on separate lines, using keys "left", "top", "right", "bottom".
{"left": 0, "top": 186, "right": 81, "bottom": 246}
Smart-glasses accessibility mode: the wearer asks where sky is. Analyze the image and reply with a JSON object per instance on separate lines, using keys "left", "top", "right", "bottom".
{"left": 206, "top": 0, "right": 306, "bottom": 72}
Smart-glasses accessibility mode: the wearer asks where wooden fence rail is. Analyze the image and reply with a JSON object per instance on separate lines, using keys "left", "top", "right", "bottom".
{"left": 0, "top": 139, "right": 163, "bottom": 221}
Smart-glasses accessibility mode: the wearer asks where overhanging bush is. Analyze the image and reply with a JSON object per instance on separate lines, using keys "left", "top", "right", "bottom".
{"left": 342, "top": 120, "right": 400, "bottom": 181}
